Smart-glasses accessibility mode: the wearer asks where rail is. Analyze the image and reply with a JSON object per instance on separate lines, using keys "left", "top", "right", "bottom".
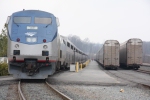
{"left": 46, "top": 81, "right": 72, "bottom": 100}
{"left": 18, "top": 81, "right": 26, "bottom": 100}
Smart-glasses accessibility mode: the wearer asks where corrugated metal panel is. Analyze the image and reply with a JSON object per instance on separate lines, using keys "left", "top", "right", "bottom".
{"left": 104, "top": 40, "right": 120, "bottom": 66}
{"left": 127, "top": 39, "right": 143, "bottom": 65}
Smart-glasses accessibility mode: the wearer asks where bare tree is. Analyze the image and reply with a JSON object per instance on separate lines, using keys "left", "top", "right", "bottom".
{"left": 67, "top": 34, "right": 102, "bottom": 59}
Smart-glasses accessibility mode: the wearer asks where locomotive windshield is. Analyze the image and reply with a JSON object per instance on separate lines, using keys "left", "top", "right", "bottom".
{"left": 14, "top": 17, "right": 31, "bottom": 23}
{"left": 34, "top": 17, "right": 52, "bottom": 24}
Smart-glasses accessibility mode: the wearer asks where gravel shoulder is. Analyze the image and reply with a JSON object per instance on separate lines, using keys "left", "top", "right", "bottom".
{"left": 0, "top": 80, "right": 19, "bottom": 100}
{"left": 47, "top": 61, "right": 150, "bottom": 100}
{"left": 21, "top": 81, "right": 64, "bottom": 100}
{"left": 50, "top": 84, "right": 150, "bottom": 100}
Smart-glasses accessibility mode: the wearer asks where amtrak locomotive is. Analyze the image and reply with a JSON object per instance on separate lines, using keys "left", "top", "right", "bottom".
{"left": 6, "top": 10, "right": 87, "bottom": 79}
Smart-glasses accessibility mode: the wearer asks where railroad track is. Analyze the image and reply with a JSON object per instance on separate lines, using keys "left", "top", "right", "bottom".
{"left": 18, "top": 80, "right": 72, "bottom": 100}
{"left": 135, "top": 69, "right": 150, "bottom": 74}
{"left": 105, "top": 70, "right": 150, "bottom": 88}
{"left": 18, "top": 81, "right": 25, "bottom": 100}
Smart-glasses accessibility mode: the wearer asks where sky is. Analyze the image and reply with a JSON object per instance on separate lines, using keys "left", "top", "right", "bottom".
{"left": 0, "top": 0, "right": 150, "bottom": 43}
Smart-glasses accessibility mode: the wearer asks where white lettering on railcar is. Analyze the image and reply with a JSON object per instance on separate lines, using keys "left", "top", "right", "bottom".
{"left": 27, "top": 26, "right": 38, "bottom": 29}
{"left": 25, "top": 32, "right": 37, "bottom": 37}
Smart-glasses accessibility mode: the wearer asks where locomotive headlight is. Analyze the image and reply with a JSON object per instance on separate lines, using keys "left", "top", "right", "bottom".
{"left": 15, "top": 44, "right": 19, "bottom": 48}
{"left": 26, "top": 37, "right": 32, "bottom": 42}
{"left": 43, "top": 45, "right": 48, "bottom": 49}
{"left": 26, "top": 37, "right": 37, "bottom": 42}
{"left": 32, "top": 37, "right": 37, "bottom": 42}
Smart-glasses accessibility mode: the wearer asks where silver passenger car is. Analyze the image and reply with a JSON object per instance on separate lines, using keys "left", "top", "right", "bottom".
{"left": 59, "top": 35, "right": 88, "bottom": 69}
{"left": 120, "top": 38, "right": 143, "bottom": 69}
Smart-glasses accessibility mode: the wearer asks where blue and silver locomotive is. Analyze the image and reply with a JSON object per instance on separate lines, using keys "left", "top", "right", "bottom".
{"left": 7, "top": 10, "right": 60, "bottom": 79}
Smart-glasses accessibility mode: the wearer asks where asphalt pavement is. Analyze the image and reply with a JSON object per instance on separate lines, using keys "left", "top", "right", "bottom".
{"left": 48, "top": 61, "right": 121, "bottom": 85}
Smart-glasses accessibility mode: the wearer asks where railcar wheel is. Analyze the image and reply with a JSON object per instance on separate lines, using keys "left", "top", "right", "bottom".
{"left": 115, "top": 67, "right": 118, "bottom": 70}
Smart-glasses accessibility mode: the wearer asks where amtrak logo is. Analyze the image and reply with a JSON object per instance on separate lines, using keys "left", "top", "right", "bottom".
{"left": 25, "top": 32, "right": 37, "bottom": 37}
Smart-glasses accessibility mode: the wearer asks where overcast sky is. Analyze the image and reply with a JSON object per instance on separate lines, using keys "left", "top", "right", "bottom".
{"left": 0, "top": 0, "right": 150, "bottom": 43}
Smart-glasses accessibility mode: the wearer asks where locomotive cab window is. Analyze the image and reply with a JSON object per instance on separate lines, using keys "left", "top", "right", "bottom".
{"left": 35, "top": 17, "right": 52, "bottom": 24}
{"left": 14, "top": 17, "right": 31, "bottom": 23}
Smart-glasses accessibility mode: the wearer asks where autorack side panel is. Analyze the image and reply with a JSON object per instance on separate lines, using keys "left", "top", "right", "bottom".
{"left": 127, "top": 39, "right": 143, "bottom": 65}
{"left": 99, "top": 46, "right": 103, "bottom": 65}
{"left": 103, "top": 40, "right": 120, "bottom": 67}
{"left": 111, "top": 40, "right": 120, "bottom": 66}
{"left": 135, "top": 40, "right": 143, "bottom": 64}
{"left": 104, "top": 41, "right": 111, "bottom": 66}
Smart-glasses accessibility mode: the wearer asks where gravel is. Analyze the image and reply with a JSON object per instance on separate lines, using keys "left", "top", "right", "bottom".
{"left": 105, "top": 69, "right": 150, "bottom": 87}
{"left": 0, "top": 85, "right": 8, "bottom": 100}
{"left": 0, "top": 80, "right": 19, "bottom": 100}
{"left": 21, "top": 82, "right": 64, "bottom": 100}
{"left": 46, "top": 62, "right": 150, "bottom": 100}
{"left": 51, "top": 84, "right": 150, "bottom": 100}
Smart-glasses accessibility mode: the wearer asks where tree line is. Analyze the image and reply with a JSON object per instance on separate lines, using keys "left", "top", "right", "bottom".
{"left": 67, "top": 34, "right": 102, "bottom": 59}
{"left": 0, "top": 24, "right": 7, "bottom": 57}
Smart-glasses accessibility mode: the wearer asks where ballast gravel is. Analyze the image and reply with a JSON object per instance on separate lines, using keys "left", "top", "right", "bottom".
{"left": 21, "top": 82, "right": 64, "bottom": 100}
{"left": 0, "top": 80, "right": 19, "bottom": 100}
{"left": 51, "top": 84, "right": 150, "bottom": 100}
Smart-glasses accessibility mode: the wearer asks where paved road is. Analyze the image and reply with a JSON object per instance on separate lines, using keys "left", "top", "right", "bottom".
{"left": 48, "top": 61, "right": 121, "bottom": 85}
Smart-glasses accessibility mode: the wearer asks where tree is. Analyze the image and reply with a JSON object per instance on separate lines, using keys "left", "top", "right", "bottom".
{"left": 0, "top": 24, "right": 8, "bottom": 57}
{"left": 67, "top": 34, "right": 102, "bottom": 58}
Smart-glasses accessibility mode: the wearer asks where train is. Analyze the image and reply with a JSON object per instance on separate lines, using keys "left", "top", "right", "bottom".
{"left": 6, "top": 10, "right": 88, "bottom": 79}
{"left": 59, "top": 35, "right": 88, "bottom": 70}
{"left": 96, "top": 40, "right": 120, "bottom": 70}
{"left": 120, "top": 38, "right": 143, "bottom": 69}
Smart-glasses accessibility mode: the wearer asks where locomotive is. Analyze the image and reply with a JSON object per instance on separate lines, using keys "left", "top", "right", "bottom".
{"left": 6, "top": 10, "right": 87, "bottom": 79}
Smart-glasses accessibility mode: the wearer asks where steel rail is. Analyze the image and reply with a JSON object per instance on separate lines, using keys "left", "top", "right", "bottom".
{"left": 18, "top": 81, "right": 26, "bottom": 100}
{"left": 45, "top": 81, "right": 73, "bottom": 100}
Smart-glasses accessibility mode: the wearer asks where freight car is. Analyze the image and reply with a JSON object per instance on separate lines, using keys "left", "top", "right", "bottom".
{"left": 96, "top": 40, "right": 120, "bottom": 70}
{"left": 6, "top": 10, "right": 87, "bottom": 79}
{"left": 120, "top": 38, "right": 143, "bottom": 69}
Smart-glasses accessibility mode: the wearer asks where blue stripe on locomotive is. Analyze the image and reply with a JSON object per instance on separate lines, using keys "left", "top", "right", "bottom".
{"left": 7, "top": 10, "right": 58, "bottom": 44}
